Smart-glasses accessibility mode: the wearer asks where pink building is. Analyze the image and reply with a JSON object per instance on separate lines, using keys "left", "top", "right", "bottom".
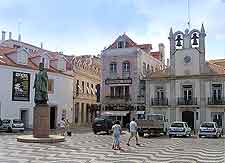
{"left": 101, "top": 34, "right": 166, "bottom": 127}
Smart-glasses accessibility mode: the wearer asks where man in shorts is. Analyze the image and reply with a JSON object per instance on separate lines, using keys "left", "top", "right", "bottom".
{"left": 127, "top": 118, "right": 140, "bottom": 146}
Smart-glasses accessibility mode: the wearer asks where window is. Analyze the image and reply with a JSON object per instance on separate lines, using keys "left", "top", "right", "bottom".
{"left": 87, "top": 82, "right": 90, "bottom": 94}
{"left": 183, "top": 85, "right": 192, "bottom": 101}
{"left": 140, "top": 81, "right": 145, "bottom": 96}
{"left": 196, "top": 112, "right": 199, "bottom": 120}
{"left": 143, "top": 62, "right": 146, "bottom": 73}
{"left": 75, "top": 103, "right": 79, "bottom": 123}
{"left": 58, "top": 57, "right": 65, "bottom": 71}
{"left": 117, "top": 41, "right": 124, "bottom": 48}
{"left": 76, "top": 80, "right": 79, "bottom": 95}
{"left": 17, "top": 50, "right": 28, "bottom": 65}
{"left": 82, "top": 81, "right": 85, "bottom": 93}
{"left": 125, "top": 86, "right": 129, "bottom": 97}
{"left": 42, "top": 56, "right": 49, "bottom": 69}
{"left": 110, "top": 62, "right": 117, "bottom": 73}
{"left": 156, "top": 87, "right": 164, "bottom": 100}
{"left": 91, "top": 84, "right": 94, "bottom": 95}
{"left": 81, "top": 103, "right": 84, "bottom": 123}
{"left": 110, "top": 87, "right": 115, "bottom": 97}
{"left": 212, "top": 84, "right": 222, "bottom": 101}
{"left": 48, "top": 79, "right": 54, "bottom": 93}
{"left": 122, "top": 61, "right": 130, "bottom": 72}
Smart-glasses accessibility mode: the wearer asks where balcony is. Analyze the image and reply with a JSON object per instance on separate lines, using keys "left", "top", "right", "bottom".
{"left": 151, "top": 98, "right": 168, "bottom": 106}
{"left": 208, "top": 97, "right": 225, "bottom": 105}
{"left": 177, "top": 97, "right": 197, "bottom": 105}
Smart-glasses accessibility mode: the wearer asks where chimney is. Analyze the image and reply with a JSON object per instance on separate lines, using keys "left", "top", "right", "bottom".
{"left": 40, "top": 42, "right": 43, "bottom": 49}
{"left": 18, "top": 34, "right": 21, "bottom": 42}
{"left": 2, "top": 31, "right": 6, "bottom": 40}
{"left": 167, "top": 58, "right": 170, "bottom": 66}
{"left": 9, "top": 32, "right": 12, "bottom": 40}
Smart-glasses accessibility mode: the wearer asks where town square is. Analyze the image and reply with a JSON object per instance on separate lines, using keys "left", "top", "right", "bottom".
{"left": 0, "top": 0, "right": 225, "bottom": 162}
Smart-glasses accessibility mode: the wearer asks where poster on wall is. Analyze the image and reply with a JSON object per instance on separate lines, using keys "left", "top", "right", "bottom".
{"left": 12, "top": 72, "right": 30, "bottom": 101}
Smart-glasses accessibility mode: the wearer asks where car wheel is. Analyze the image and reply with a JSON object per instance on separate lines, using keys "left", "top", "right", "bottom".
{"left": 93, "top": 131, "right": 97, "bottom": 134}
{"left": 199, "top": 135, "right": 202, "bottom": 138}
{"left": 106, "top": 130, "right": 110, "bottom": 135}
{"left": 169, "top": 134, "right": 172, "bottom": 138}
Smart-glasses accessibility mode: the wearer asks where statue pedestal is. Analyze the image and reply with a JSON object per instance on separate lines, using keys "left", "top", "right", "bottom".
{"left": 16, "top": 104, "right": 65, "bottom": 143}
{"left": 33, "top": 104, "right": 50, "bottom": 138}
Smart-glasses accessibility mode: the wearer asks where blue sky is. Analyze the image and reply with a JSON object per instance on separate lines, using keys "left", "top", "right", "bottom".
{"left": 0, "top": 0, "right": 225, "bottom": 59}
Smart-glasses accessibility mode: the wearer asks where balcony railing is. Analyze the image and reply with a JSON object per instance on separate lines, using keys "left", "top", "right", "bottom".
{"left": 208, "top": 97, "right": 225, "bottom": 105}
{"left": 151, "top": 98, "right": 168, "bottom": 106}
{"left": 177, "top": 97, "right": 197, "bottom": 105}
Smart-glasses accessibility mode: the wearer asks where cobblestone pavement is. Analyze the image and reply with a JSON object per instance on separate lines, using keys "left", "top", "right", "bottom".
{"left": 0, "top": 131, "right": 224, "bottom": 163}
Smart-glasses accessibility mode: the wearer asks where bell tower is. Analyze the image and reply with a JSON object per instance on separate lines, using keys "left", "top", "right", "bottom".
{"left": 168, "top": 24, "right": 206, "bottom": 76}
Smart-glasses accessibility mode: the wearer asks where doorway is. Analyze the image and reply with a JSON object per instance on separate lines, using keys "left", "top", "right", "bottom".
{"left": 182, "top": 111, "right": 194, "bottom": 129}
{"left": 50, "top": 107, "right": 57, "bottom": 129}
{"left": 20, "top": 110, "right": 29, "bottom": 128}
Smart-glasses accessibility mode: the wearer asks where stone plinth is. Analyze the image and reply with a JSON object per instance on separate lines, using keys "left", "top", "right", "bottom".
{"left": 33, "top": 104, "right": 50, "bottom": 138}
{"left": 17, "top": 135, "right": 65, "bottom": 143}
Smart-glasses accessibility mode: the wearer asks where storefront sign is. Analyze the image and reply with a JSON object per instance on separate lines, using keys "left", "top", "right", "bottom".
{"left": 105, "top": 78, "right": 132, "bottom": 85}
{"left": 12, "top": 72, "right": 30, "bottom": 101}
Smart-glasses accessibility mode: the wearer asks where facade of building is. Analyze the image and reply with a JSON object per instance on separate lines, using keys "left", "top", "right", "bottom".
{"left": 67, "top": 55, "right": 101, "bottom": 127}
{"left": 0, "top": 47, "right": 73, "bottom": 129}
{"left": 101, "top": 34, "right": 165, "bottom": 127}
{"left": 145, "top": 25, "right": 225, "bottom": 131}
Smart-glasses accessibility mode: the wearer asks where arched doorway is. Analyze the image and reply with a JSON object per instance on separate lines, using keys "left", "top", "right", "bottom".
{"left": 182, "top": 111, "right": 194, "bottom": 129}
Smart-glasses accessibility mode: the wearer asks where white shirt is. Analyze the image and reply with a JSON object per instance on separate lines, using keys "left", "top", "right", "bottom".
{"left": 130, "top": 121, "right": 137, "bottom": 132}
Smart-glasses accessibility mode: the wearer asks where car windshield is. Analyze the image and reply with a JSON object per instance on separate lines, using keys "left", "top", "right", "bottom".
{"left": 2, "top": 120, "right": 10, "bottom": 124}
{"left": 171, "top": 123, "right": 184, "bottom": 127}
{"left": 201, "top": 123, "right": 214, "bottom": 128}
{"left": 13, "top": 119, "right": 22, "bottom": 123}
{"left": 94, "top": 118, "right": 105, "bottom": 123}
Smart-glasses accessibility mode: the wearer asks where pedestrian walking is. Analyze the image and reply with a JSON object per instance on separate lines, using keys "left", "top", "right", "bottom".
{"left": 127, "top": 118, "right": 140, "bottom": 146}
{"left": 59, "top": 118, "right": 66, "bottom": 136}
{"left": 112, "top": 120, "right": 122, "bottom": 150}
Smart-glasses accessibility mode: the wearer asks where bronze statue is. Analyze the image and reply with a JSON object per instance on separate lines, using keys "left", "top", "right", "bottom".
{"left": 33, "top": 63, "right": 48, "bottom": 105}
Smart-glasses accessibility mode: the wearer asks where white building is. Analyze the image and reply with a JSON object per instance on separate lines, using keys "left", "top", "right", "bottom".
{"left": 101, "top": 34, "right": 165, "bottom": 127}
{"left": 0, "top": 47, "right": 73, "bottom": 129}
{"left": 145, "top": 25, "right": 225, "bottom": 131}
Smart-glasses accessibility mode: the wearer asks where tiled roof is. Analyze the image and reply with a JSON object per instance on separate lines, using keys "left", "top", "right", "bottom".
{"left": 151, "top": 51, "right": 161, "bottom": 60}
{"left": 207, "top": 61, "right": 225, "bottom": 74}
{"left": 208, "top": 59, "right": 225, "bottom": 67}
{"left": 137, "top": 44, "right": 152, "bottom": 50}
{"left": 0, "top": 47, "right": 72, "bottom": 77}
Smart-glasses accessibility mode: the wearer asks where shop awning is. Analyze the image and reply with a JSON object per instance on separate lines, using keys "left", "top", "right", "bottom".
{"left": 101, "top": 111, "right": 129, "bottom": 116}
{"left": 136, "top": 111, "right": 145, "bottom": 114}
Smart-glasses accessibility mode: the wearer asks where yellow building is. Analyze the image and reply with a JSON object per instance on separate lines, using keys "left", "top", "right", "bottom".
{"left": 71, "top": 55, "right": 101, "bottom": 127}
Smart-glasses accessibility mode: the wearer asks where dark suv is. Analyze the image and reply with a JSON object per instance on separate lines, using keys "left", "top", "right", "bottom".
{"left": 92, "top": 117, "right": 113, "bottom": 134}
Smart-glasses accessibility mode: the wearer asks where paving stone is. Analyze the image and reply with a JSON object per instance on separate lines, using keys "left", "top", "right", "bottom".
{"left": 0, "top": 132, "right": 224, "bottom": 163}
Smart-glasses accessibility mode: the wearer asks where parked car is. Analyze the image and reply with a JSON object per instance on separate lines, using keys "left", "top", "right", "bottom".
{"left": 11, "top": 119, "right": 25, "bottom": 132}
{"left": 0, "top": 119, "right": 12, "bottom": 132}
{"left": 168, "top": 121, "right": 191, "bottom": 138}
{"left": 92, "top": 116, "right": 113, "bottom": 134}
{"left": 199, "top": 122, "right": 222, "bottom": 138}
{"left": 0, "top": 119, "right": 24, "bottom": 132}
